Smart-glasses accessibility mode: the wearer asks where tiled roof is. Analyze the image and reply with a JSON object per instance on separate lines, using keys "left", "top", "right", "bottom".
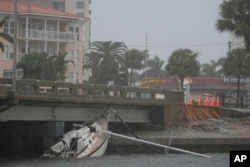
{"left": 0, "top": 1, "right": 88, "bottom": 20}
{"left": 190, "top": 77, "right": 246, "bottom": 90}
{"left": 141, "top": 77, "right": 247, "bottom": 90}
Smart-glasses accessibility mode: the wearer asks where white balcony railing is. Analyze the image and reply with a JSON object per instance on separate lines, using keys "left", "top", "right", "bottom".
{"left": 66, "top": 78, "right": 79, "bottom": 84}
{"left": 19, "top": 29, "right": 79, "bottom": 41}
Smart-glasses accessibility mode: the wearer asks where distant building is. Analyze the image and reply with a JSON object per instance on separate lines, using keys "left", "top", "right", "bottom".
{"left": 139, "top": 77, "right": 250, "bottom": 99}
{"left": 15, "top": 0, "right": 92, "bottom": 81}
{"left": 0, "top": 1, "right": 89, "bottom": 83}
{"left": 13, "top": 0, "right": 91, "bottom": 52}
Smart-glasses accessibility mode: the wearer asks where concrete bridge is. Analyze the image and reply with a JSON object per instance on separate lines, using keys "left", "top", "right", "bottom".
{"left": 0, "top": 78, "right": 184, "bottom": 155}
{"left": 0, "top": 78, "right": 184, "bottom": 126}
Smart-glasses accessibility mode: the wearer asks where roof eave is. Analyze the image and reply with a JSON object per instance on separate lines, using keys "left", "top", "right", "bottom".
{"left": 1, "top": 12, "right": 88, "bottom": 22}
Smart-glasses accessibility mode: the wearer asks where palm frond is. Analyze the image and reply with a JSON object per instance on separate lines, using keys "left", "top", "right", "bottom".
{"left": 0, "top": 32, "right": 13, "bottom": 43}
{"left": 0, "top": 43, "right": 3, "bottom": 51}
{"left": 0, "top": 15, "right": 9, "bottom": 27}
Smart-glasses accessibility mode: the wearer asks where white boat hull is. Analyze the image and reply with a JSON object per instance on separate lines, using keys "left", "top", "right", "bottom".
{"left": 43, "top": 111, "right": 110, "bottom": 158}
{"left": 89, "top": 135, "right": 109, "bottom": 157}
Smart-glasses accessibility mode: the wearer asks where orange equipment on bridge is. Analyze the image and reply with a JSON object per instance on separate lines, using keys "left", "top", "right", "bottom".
{"left": 187, "top": 95, "right": 220, "bottom": 108}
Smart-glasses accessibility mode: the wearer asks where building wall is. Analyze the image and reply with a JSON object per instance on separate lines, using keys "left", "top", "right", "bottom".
{"left": 0, "top": 1, "right": 90, "bottom": 83}
{"left": 4, "top": 0, "right": 91, "bottom": 82}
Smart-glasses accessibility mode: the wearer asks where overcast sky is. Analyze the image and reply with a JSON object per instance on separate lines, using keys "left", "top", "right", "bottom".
{"left": 90, "top": 0, "right": 230, "bottom": 64}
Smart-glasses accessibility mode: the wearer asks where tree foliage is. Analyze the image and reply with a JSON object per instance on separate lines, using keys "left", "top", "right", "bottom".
{"left": 165, "top": 48, "right": 200, "bottom": 90}
{"left": 84, "top": 41, "right": 128, "bottom": 85}
{"left": 216, "top": 0, "right": 250, "bottom": 50}
{"left": 124, "top": 49, "right": 145, "bottom": 86}
{"left": 201, "top": 60, "right": 218, "bottom": 77}
{"left": 17, "top": 52, "right": 68, "bottom": 81}
{"left": 51, "top": 52, "right": 69, "bottom": 81}
{"left": 223, "top": 48, "right": 250, "bottom": 99}
{"left": 0, "top": 15, "right": 13, "bottom": 51}
{"left": 142, "top": 55, "right": 167, "bottom": 79}
{"left": 200, "top": 58, "right": 225, "bottom": 78}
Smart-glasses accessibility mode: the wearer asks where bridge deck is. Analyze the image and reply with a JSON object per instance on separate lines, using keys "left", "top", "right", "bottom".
{"left": 0, "top": 78, "right": 184, "bottom": 124}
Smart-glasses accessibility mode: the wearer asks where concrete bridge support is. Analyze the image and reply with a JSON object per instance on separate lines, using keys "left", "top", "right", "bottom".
{"left": 163, "top": 90, "right": 185, "bottom": 128}
{"left": 164, "top": 104, "right": 184, "bottom": 128}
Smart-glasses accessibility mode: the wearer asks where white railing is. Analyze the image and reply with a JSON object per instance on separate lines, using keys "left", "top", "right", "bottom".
{"left": 66, "top": 78, "right": 79, "bottom": 84}
{"left": 19, "top": 29, "right": 79, "bottom": 41}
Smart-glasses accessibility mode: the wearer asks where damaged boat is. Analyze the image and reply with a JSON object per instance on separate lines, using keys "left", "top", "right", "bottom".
{"left": 43, "top": 110, "right": 110, "bottom": 158}
{"left": 43, "top": 107, "right": 211, "bottom": 159}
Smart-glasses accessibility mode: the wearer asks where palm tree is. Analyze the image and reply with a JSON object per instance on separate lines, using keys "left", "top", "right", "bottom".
{"left": 216, "top": 0, "right": 250, "bottom": 50}
{"left": 51, "top": 52, "right": 69, "bottom": 81}
{"left": 141, "top": 55, "right": 167, "bottom": 79}
{"left": 223, "top": 48, "right": 250, "bottom": 103}
{"left": 84, "top": 41, "right": 128, "bottom": 84}
{"left": 216, "top": 57, "right": 226, "bottom": 77}
{"left": 124, "top": 49, "right": 145, "bottom": 86}
{"left": 165, "top": 48, "right": 200, "bottom": 91}
{"left": 17, "top": 52, "right": 57, "bottom": 80}
{"left": 201, "top": 60, "right": 219, "bottom": 77}
{"left": 0, "top": 15, "right": 13, "bottom": 51}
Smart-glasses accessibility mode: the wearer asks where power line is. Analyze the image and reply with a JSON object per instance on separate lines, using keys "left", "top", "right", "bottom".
{"left": 126, "top": 41, "right": 230, "bottom": 48}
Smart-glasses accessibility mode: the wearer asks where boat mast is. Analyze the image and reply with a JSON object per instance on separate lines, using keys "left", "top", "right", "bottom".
{"left": 100, "top": 130, "right": 211, "bottom": 158}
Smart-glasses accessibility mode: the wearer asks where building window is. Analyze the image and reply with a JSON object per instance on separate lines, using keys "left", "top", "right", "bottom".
{"left": 68, "top": 72, "right": 79, "bottom": 83}
{"left": 76, "top": 2, "right": 84, "bottom": 9}
{"left": 67, "top": 49, "right": 79, "bottom": 63}
{"left": 3, "top": 69, "right": 23, "bottom": 79}
{"left": 17, "top": 69, "right": 23, "bottom": 79}
{"left": 3, "top": 20, "right": 14, "bottom": 35}
{"left": 75, "top": 50, "right": 79, "bottom": 63}
{"left": 69, "top": 25, "right": 80, "bottom": 40}
{"left": 68, "top": 49, "right": 74, "bottom": 56}
{"left": 53, "top": 1, "right": 65, "bottom": 11}
{"left": 3, "top": 45, "right": 13, "bottom": 60}
{"left": 18, "top": 47, "right": 26, "bottom": 61}
{"left": 47, "top": 25, "right": 55, "bottom": 31}
{"left": 48, "top": 48, "right": 56, "bottom": 56}
{"left": 67, "top": 49, "right": 73, "bottom": 62}
{"left": 3, "top": 70, "right": 12, "bottom": 78}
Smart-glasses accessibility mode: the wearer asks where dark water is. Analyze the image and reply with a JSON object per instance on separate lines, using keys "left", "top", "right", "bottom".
{"left": 1, "top": 153, "right": 228, "bottom": 167}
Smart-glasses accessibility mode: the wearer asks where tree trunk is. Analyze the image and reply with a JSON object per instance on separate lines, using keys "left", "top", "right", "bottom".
{"left": 180, "top": 77, "right": 184, "bottom": 91}
{"left": 237, "top": 75, "right": 240, "bottom": 107}
{"left": 130, "top": 68, "right": 133, "bottom": 87}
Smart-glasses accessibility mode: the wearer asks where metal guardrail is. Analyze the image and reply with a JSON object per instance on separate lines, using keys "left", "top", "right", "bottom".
{"left": 0, "top": 78, "right": 184, "bottom": 105}
{"left": 221, "top": 95, "right": 250, "bottom": 108}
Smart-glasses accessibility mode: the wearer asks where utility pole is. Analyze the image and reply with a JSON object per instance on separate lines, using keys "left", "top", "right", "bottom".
{"left": 12, "top": 0, "right": 17, "bottom": 92}
{"left": 145, "top": 33, "right": 148, "bottom": 80}
{"left": 228, "top": 41, "right": 231, "bottom": 100}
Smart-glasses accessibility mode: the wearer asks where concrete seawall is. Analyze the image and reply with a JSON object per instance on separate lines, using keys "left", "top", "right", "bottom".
{"left": 109, "top": 108, "right": 250, "bottom": 153}
{"left": 109, "top": 136, "right": 250, "bottom": 153}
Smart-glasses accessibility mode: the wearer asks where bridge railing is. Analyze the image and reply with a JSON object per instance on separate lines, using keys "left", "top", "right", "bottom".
{"left": 0, "top": 78, "right": 184, "bottom": 103}
{"left": 221, "top": 95, "right": 250, "bottom": 108}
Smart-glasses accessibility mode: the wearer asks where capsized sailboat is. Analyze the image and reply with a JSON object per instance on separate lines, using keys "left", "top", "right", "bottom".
{"left": 43, "top": 107, "right": 211, "bottom": 159}
{"left": 43, "top": 110, "right": 110, "bottom": 158}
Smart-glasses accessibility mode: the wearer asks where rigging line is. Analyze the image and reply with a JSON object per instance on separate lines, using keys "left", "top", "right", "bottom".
{"left": 126, "top": 42, "right": 228, "bottom": 48}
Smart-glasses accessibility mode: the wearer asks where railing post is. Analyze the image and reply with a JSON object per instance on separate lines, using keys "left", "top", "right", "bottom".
{"left": 53, "top": 81, "right": 57, "bottom": 95}
{"left": 72, "top": 84, "right": 77, "bottom": 95}
{"left": 240, "top": 96, "right": 243, "bottom": 108}
{"left": 119, "top": 87, "right": 125, "bottom": 98}
{"left": 136, "top": 89, "right": 141, "bottom": 99}
{"left": 34, "top": 80, "right": 39, "bottom": 94}
{"left": 221, "top": 95, "right": 225, "bottom": 107}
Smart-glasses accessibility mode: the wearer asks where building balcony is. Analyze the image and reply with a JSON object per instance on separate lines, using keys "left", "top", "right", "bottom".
{"left": 19, "top": 29, "right": 79, "bottom": 41}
